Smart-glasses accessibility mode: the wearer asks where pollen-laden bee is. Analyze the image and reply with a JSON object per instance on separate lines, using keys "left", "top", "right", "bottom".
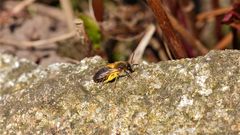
{"left": 93, "top": 61, "right": 134, "bottom": 83}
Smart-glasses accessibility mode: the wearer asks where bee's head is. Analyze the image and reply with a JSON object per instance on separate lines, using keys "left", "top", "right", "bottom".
{"left": 116, "top": 62, "right": 134, "bottom": 73}
{"left": 126, "top": 63, "right": 134, "bottom": 73}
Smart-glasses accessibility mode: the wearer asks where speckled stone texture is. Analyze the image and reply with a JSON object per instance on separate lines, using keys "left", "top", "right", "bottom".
{"left": 0, "top": 50, "right": 240, "bottom": 134}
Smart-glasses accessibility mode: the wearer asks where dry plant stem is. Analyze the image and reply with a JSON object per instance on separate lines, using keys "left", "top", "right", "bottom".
{"left": 214, "top": 33, "right": 232, "bottom": 49}
{"left": 150, "top": 38, "right": 168, "bottom": 61}
{"left": 156, "top": 27, "right": 173, "bottom": 60}
{"left": 63, "top": 57, "right": 80, "bottom": 64}
{"left": 168, "top": 14, "right": 209, "bottom": 55}
{"left": 146, "top": 0, "right": 188, "bottom": 59}
{"left": 163, "top": 41, "right": 173, "bottom": 60}
{"left": 74, "top": 18, "right": 92, "bottom": 55}
{"left": 60, "top": 0, "right": 75, "bottom": 31}
{"left": 5, "top": 1, "right": 65, "bottom": 22}
{"left": 130, "top": 24, "right": 156, "bottom": 64}
{"left": 0, "top": 32, "right": 75, "bottom": 48}
{"left": 74, "top": 19, "right": 85, "bottom": 39}
{"left": 197, "top": 6, "right": 232, "bottom": 22}
{"left": 0, "top": 19, "right": 86, "bottom": 48}
{"left": 30, "top": 3, "right": 65, "bottom": 22}
{"left": 89, "top": 0, "right": 95, "bottom": 21}
{"left": 0, "top": 1, "right": 79, "bottom": 48}
{"left": 12, "top": 0, "right": 35, "bottom": 14}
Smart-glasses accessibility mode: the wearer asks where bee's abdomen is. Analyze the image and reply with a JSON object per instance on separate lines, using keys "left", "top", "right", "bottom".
{"left": 93, "top": 67, "right": 110, "bottom": 83}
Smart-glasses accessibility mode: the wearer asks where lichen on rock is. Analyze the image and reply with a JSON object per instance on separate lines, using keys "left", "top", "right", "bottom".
{"left": 0, "top": 50, "right": 240, "bottom": 134}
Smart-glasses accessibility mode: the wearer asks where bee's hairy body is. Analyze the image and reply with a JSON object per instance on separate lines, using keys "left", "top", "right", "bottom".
{"left": 93, "top": 61, "right": 134, "bottom": 83}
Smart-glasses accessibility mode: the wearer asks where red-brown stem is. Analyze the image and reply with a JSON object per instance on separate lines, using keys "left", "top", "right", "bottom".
{"left": 232, "top": 28, "right": 240, "bottom": 49}
{"left": 92, "top": 0, "right": 104, "bottom": 22}
{"left": 168, "top": 14, "right": 208, "bottom": 55}
{"left": 146, "top": 0, "right": 188, "bottom": 59}
{"left": 196, "top": 7, "right": 232, "bottom": 22}
{"left": 212, "top": 0, "right": 223, "bottom": 40}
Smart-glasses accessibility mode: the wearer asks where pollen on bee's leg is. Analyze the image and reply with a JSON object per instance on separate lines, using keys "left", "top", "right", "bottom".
{"left": 104, "top": 72, "right": 117, "bottom": 83}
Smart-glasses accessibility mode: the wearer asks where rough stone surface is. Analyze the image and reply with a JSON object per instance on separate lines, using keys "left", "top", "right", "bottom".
{"left": 0, "top": 50, "right": 240, "bottom": 134}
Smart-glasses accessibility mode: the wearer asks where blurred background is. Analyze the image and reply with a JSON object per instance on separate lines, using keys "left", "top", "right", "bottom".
{"left": 0, "top": 0, "right": 239, "bottom": 66}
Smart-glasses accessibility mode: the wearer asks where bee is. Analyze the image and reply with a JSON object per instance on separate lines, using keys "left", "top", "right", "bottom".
{"left": 93, "top": 61, "right": 135, "bottom": 83}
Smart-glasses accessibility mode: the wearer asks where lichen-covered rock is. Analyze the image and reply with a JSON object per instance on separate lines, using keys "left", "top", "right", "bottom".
{"left": 0, "top": 50, "right": 240, "bottom": 134}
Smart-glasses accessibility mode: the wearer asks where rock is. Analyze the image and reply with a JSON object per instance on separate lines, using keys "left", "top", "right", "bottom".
{"left": 0, "top": 50, "right": 240, "bottom": 134}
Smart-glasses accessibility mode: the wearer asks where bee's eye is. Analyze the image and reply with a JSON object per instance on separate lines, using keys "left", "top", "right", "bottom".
{"left": 117, "top": 64, "right": 125, "bottom": 69}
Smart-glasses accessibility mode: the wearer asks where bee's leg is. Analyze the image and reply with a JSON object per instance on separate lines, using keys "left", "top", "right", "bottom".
{"left": 125, "top": 71, "right": 133, "bottom": 80}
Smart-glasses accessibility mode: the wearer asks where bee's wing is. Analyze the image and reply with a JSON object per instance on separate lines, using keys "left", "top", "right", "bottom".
{"left": 93, "top": 67, "right": 118, "bottom": 83}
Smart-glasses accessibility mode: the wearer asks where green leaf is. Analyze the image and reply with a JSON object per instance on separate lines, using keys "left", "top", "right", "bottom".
{"left": 79, "top": 14, "right": 102, "bottom": 49}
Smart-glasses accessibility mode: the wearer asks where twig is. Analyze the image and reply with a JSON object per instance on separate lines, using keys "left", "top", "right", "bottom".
{"left": 0, "top": 31, "right": 75, "bottom": 48}
{"left": 12, "top": 0, "right": 36, "bottom": 14}
{"left": 146, "top": 0, "right": 188, "bottom": 59}
{"left": 130, "top": 24, "right": 156, "bottom": 64}
{"left": 150, "top": 38, "right": 168, "bottom": 61}
{"left": 63, "top": 57, "right": 80, "bottom": 64}
{"left": 168, "top": 14, "right": 209, "bottom": 55}
{"left": 214, "top": 33, "right": 232, "bottom": 50}
{"left": 156, "top": 27, "right": 173, "bottom": 60}
{"left": 197, "top": 6, "right": 232, "bottom": 22}
{"left": 0, "top": 1, "right": 87, "bottom": 49}
{"left": 60, "top": 0, "right": 75, "bottom": 32}
{"left": 89, "top": 0, "right": 95, "bottom": 21}
{"left": 29, "top": 3, "right": 65, "bottom": 22}
{"left": 5, "top": 1, "right": 65, "bottom": 22}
